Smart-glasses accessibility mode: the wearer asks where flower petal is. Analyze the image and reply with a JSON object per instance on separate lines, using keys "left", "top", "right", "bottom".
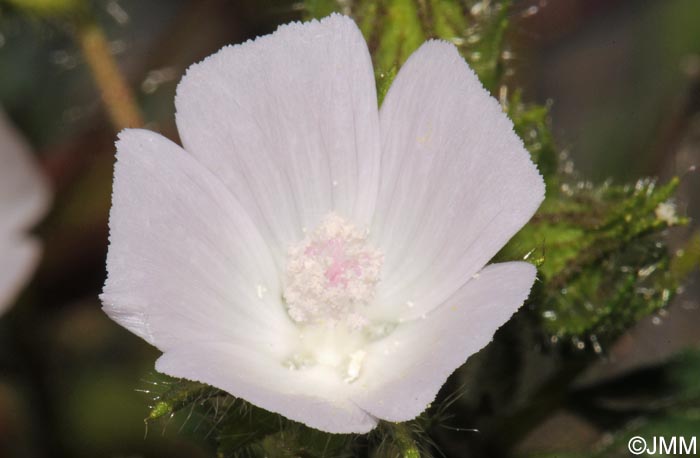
{"left": 0, "top": 109, "right": 50, "bottom": 234}
{"left": 370, "top": 41, "right": 544, "bottom": 320}
{"left": 156, "top": 342, "right": 378, "bottom": 433}
{"left": 101, "top": 129, "right": 296, "bottom": 355}
{"left": 175, "top": 14, "right": 381, "bottom": 263}
{"left": 353, "top": 262, "right": 536, "bottom": 421}
{"left": 0, "top": 235, "right": 40, "bottom": 314}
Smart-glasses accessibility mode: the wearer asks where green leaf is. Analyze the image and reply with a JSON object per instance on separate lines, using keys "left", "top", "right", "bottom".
{"left": 507, "top": 91, "right": 558, "bottom": 183}
{"left": 365, "top": 0, "right": 426, "bottom": 77}
{"left": 145, "top": 375, "right": 221, "bottom": 422}
{"left": 303, "top": 0, "right": 513, "bottom": 92}
{"left": 375, "top": 65, "right": 397, "bottom": 106}
{"left": 501, "top": 177, "right": 687, "bottom": 340}
{"left": 370, "top": 422, "right": 428, "bottom": 458}
{"left": 303, "top": 0, "right": 344, "bottom": 19}
{"left": 457, "top": 0, "right": 512, "bottom": 89}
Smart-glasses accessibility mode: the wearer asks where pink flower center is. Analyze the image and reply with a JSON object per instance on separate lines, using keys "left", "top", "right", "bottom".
{"left": 283, "top": 213, "right": 383, "bottom": 328}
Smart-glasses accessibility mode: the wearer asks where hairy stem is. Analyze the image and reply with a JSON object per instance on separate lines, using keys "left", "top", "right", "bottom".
{"left": 386, "top": 422, "right": 422, "bottom": 458}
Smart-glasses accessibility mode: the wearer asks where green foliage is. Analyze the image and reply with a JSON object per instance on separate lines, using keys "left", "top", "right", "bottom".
{"left": 303, "top": 0, "right": 343, "bottom": 19}
{"left": 506, "top": 90, "right": 558, "bottom": 185}
{"left": 370, "top": 422, "right": 426, "bottom": 458}
{"left": 502, "top": 85, "right": 692, "bottom": 343}
{"left": 455, "top": 0, "right": 511, "bottom": 89}
{"left": 2, "top": 0, "right": 86, "bottom": 16}
{"left": 304, "top": 0, "right": 511, "bottom": 92}
{"left": 145, "top": 376, "right": 220, "bottom": 422}
{"left": 375, "top": 65, "right": 396, "bottom": 106}
{"left": 501, "top": 177, "right": 686, "bottom": 340}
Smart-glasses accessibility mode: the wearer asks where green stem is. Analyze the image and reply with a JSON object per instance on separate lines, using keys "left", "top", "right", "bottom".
{"left": 388, "top": 422, "right": 422, "bottom": 458}
{"left": 76, "top": 19, "right": 144, "bottom": 130}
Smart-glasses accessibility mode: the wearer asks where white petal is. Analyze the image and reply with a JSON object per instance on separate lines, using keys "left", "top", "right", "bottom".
{"left": 0, "top": 109, "right": 50, "bottom": 234}
{"left": 156, "top": 342, "right": 377, "bottom": 433}
{"left": 101, "top": 129, "right": 297, "bottom": 355}
{"left": 0, "top": 235, "right": 40, "bottom": 315}
{"left": 353, "top": 262, "right": 536, "bottom": 421}
{"left": 370, "top": 41, "right": 544, "bottom": 320}
{"left": 175, "top": 14, "right": 381, "bottom": 263}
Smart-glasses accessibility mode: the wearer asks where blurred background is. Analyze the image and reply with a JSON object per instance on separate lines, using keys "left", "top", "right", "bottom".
{"left": 0, "top": 0, "right": 698, "bottom": 457}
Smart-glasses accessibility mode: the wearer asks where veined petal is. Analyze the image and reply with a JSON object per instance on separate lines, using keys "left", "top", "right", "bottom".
{"left": 175, "top": 14, "right": 381, "bottom": 265}
{"left": 353, "top": 262, "right": 536, "bottom": 421}
{"left": 0, "top": 109, "right": 50, "bottom": 234}
{"left": 156, "top": 342, "right": 377, "bottom": 434}
{"left": 0, "top": 235, "right": 40, "bottom": 314}
{"left": 101, "top": 129, "right": 296, "bottom": 355}
{"left": 370, "top": 41, "right": 544, "bottom": 320}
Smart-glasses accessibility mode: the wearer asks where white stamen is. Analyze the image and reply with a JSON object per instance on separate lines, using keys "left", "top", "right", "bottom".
{"left": 281, "top": 214, "right": 390, "bottom": 383}
{"left": 256, "top": 284, "right": 267, "bottom": 299}
{"left": 283, "top": 213, "right": 383, "bottom": 328}
{"left": 283, "top": 323, "right": 372, "bottom": 384}
{"left": 344, "top": 350, "right": 366, "bottom": 383}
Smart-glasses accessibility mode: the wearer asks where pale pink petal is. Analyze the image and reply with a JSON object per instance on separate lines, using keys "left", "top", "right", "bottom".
{"left": 353, "top": 262, "right": 536, "bottom": 421}
{"left": 156, "top": 342, "right": 377, "bottom": 434}
{"left": 0, "top": 236, "right": 40, "bottom": 314}
{"left": 101, "top": 129, "right": 296, "bottom": 354}
{"left": 175, "top": 14, "right": 381, "bottom": 264}
{"left": 370, "top": 41, "right": 544, "bottom": 321}
{"left": 0, "top": 109, "right": 50, "bottom": 234}
{"left": 0, "top": 108, "right": 49, "bottom": 315}
{"left": 102, "top": 129, "right": 382, "bottom": 432}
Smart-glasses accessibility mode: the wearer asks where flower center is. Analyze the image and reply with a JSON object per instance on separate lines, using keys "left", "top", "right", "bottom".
{"left": 282, "top": 213, "right": 385, "bottom": 383}
{"left": 283, "top": 213, "right": 383, "bottom": 329}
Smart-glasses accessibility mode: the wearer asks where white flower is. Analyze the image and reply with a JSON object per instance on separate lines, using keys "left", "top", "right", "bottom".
{"left": 0, "top": 108, "right": 50, "bottom": 315}
{"left": 101, "top": 15, "right": 544, "bottom": 433}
